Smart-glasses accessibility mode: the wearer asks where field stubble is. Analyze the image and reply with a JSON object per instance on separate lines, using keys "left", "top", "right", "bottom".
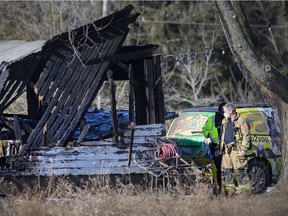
{"left": 0, "top": 173, "right": 287, "bottom": 216}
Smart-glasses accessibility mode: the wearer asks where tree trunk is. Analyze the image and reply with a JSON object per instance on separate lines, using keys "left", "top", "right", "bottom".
{"left": 215, "top": 1, "right": 288, "bottom": 170}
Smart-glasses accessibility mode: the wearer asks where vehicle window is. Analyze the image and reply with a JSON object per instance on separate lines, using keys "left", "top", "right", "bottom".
{"left": 168, "top": 113, "right": 209, "bottom": 136}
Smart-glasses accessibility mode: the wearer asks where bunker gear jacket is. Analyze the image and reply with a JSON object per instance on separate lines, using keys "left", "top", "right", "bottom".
{"left": 220, "top": 113, "right": 250, "bottom": 155}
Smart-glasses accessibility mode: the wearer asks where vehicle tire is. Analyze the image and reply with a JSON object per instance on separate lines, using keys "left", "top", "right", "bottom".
{"left": 248, "top": 159, "right": 270, "bottom": 194}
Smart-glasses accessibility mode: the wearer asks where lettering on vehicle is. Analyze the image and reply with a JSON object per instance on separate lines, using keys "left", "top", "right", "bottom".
{"left": 251, "top": 135, "right": 269, "bottom": 143}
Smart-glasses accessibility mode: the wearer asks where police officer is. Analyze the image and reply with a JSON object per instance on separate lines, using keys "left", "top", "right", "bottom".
{"left": 220, "top": 103, "right": 251, "bottom": 194}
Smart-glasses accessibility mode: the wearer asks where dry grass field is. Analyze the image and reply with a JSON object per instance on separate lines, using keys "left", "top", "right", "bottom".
{"left": 0, "top": 173, "right": 287, "bottom": 216}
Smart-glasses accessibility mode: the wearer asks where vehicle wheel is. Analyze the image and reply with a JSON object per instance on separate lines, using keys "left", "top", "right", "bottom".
{"left": 248, "top": 159, "right": 270, "bottom": 194}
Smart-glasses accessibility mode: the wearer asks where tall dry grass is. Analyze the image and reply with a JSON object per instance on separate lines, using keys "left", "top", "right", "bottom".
{"left": 0, "top": 174, "right": 288, "bottom": 216}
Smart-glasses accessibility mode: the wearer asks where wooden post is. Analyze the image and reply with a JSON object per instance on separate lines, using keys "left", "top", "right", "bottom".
{"left": 128, "top": 64, "right": 135, "bottom": 123}
{"left": 145, "top": 59, "right": 156, "bottom": 124}
{"left": 127, "top": 121, "right": 135, "bottom": 167}
{"left": 154, "top": 55, "right": 165, "bottom": 123}
{"left": 13, "top": 115, "right": 22, "bottom": 155}
{"left": 133, "top": 60, "right": 148, "bottom": 125}
{"left": 107, "top": 70, "right": 118, "bottom": 143}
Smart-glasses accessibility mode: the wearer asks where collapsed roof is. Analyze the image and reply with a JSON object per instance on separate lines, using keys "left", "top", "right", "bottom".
{"left": 0, "top": 5, "right": 165, "bottom": 156}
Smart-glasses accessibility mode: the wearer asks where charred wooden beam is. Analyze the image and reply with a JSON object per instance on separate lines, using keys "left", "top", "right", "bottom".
{"left": 145, "top": 59, "right": 156, "bottom": 124}
{"left": 13, "top": 115, "right": 22, "bottom": 143}
{"left": 87, "top": 45, "right": 160, "bottom": 66}
{"left": 133, "top": 60, "right": 148, "bottom": 125}
{"left": 127, "top": 121, "right": 135, "bottom": 167}
{"left": 153, "top": 55, "right": 165, "bottom": 123}
{"left": 107, "top": 70, "right": 118, "bottom": 143}
{"left": 128, "top": 64, "right": 135, "bottom": 123}
{"left": 0, "top": 55, "right": 39, "bottom": 113}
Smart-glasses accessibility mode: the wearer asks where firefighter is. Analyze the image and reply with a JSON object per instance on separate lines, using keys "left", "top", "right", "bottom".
{"left": 219, "top": 103, "right": 251, "bottom": 195}
{"left": 202, "top": 103, "right": 225, "bottom": 193}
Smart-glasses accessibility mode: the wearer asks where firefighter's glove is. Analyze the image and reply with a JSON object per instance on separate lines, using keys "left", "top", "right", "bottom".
{"left": 203, "top": 137, "right": 211, "bottom": 144}
{"left": 240, "top": 150, "right": 246, "bottom": 157}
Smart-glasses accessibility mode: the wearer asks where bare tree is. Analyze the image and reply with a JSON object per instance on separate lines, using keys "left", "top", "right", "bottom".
{"left": 216, "top": 1, "right": 288, "bottom": 173}
{"left": 163, "top": 31, "right": 221, "bottom": 111}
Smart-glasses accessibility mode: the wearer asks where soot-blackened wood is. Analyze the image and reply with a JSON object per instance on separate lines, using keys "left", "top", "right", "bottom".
{"left": 13, "top": 115, "right": 22, "bottom": 143}
{"left": 43, "top": 47, "right": 97, "bottom": 145}
{"left": 19, "top": 7, "right": 138, "bottom": 154}
{"left": 27, "top": 55, "right": 51, "bottom": 120}
{"left": 128, "top": 64, "right": 135, "bottom": 123}
{"left": 37, "top": 49, "right": 70, "bottom": 100}
{"left": 56, "top": 29, "right": 129, "bottom": 147}
{"left": 31, "top": 46, "right": 96, "bottom": 149}
{"left": 51, "top": 24, "right": 127, "bottom": 146}
{"left": 154, "top": 55, "right": 165, "bottom": 123}
{"left": 123, "top": 123, "right": 166, "bottom": 145}
{"left": 145, "top": 59, "right": 156, "bottom": 124}
{"left": 42, "top": 5, "right": 135, "bottom": 52}
{"left": 27, "top": 86, "right": 41, "bottom": 120}
{"left": 33, "top": 58, "right": 56, "bottom": 93}
{"left": 29, "top": 41, "right": 98, "bottom": 147}
{"left": 56, "top": 19, "right": 137, "bottom": 145}
{"left": 133, "top": 60, "right": 148, "bottom": 125}
{"left": 51, "top": 34, "right": 116, "bottom": 146}
{"left": 0, "top": 59, "right": 31, "bottom": 112}
{"left": 0, "top": 114, "right": 14, "bottom": 131}
{"left": 77, "top": 124, "right": 91, "bottom": 144}
{"left": 107, "top": 70, "right": 118, "bottom": 143}
{"left": 22, "top": 47, "right": 94, "bottom": 152}
{"left": 127, "top": 122, "right": 135, "bottom": 167}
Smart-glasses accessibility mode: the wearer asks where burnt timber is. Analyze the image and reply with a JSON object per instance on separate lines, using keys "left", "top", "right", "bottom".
{"left": 0, "top": 5, "right": 167, "bottom": 177}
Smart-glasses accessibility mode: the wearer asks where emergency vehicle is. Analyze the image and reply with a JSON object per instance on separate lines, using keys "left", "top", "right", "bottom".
{"left": 166, "top": 104, "right": 282, "bottom": 193}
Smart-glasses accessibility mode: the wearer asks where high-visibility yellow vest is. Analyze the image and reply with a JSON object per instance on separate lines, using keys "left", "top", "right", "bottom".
{"left": 202, "top": 115, "right": 220, "bottom": 144}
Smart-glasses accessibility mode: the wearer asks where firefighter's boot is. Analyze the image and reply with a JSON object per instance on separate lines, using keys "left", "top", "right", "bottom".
{"left": 222, "top": 168, "right": 235, "bottom": 196}
{"left": 236, "top": 168, "right": 251, "bottom": 192}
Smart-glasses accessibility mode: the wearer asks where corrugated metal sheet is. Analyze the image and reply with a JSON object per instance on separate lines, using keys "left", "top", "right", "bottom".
{"left": 0, "top": 40, "right": 45, "bottom": 64}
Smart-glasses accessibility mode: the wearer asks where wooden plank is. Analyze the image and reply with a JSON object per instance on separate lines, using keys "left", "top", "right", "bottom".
{"left": 33, "top": 56, "right": 57, "bottom": 94}
{"left": 46, "top": 35, "right": 114, "bottom": 145}
{"left": 26, "top": 46, "right": 96, "bottom": 150}
{"left": 9, "top": 144, "right": 154, "bottom": 176}
{"left": 127, "top": 122, "right": 135, "bottom": 166}
{"left": 42, "top": 14, "right": 136, "bottom": 145}
{"left": 76, "top": 124, "right": 90, "bottom": 144}
{"left": 19, "top": 9, "right": 138, "bottom": 154}
{"left": 133, "top": 60, "right": 148, "bottom": 125}
{"left": 13, "top": 115, "right": 22, "bottom": 142}
{"left": 25, "top": 41, "right": 99, "bottom": 149}
{"left": 107, "top": 70, "right": 118, "bottom": 142}
{"left": 128, "top": 64, "right": 135, "bottom": 123}
{"left": 0, "top": 56, "right": 38, "bottom": 112}
{"left": 145, "top": 59, "right": 156, "bottom": 124}
{"left": 154, "top": 55, "right": 165, "bottom": 123}
{"left": 44, "top": 33, "right": 114, "bottom": 143}
{"left": 35, "top": 52, "right": 66, "bottom": 98}
{"left": 54, "top": 27, "right": 128, "bottom": 146}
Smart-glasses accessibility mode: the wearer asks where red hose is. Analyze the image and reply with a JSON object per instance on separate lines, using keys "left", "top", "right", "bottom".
{"left": 156, "top": 141, "right": 179, "bottom": 168}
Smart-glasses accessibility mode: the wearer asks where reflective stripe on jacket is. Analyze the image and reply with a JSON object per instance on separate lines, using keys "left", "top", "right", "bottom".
{"left": 220, "top": 113, "right": 251, "bottom": 153}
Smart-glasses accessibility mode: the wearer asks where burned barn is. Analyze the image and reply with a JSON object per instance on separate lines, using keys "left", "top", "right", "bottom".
{"left": 0, "top": 5, "right": 167, "bottom": 177}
